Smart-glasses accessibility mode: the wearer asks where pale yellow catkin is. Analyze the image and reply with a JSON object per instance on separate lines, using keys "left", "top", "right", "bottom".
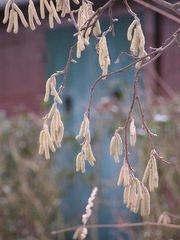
{"left": 76, "top": 114, "right": 95, "bottom": 172}
{"left": 129, "top": 118, "right": 136, "bottom": 146}
{"left": 110, "top": 131, "right": 123, "bottom": 163}
{"left": 130, "top": 26, "right": 140, "bottom": 56}
{"left": 72, "top": 0, "right": 79, "bottom": 4}
{"left": 76, "top": 152, "right": 85, "bottom": 173}
{"left": 3, "top": 0, "right": 12, "bottom": 24}
{"left": 13, "top": 11, "right": 18, "bottom": 34}
{"left": 142, "top": 150, "right": 159, "bottom": 192}
{"left": 29, "top": 0, "right": 41, "bottom": 28}
{"left": 50, "top": 0, "right": 61, "bottom": 24}
{"left": 127, "top": 19, "right": 137, "bottom": 41}
{"left": 13, "top": 3, "right": 28, "bottom": 28}
{"left": 76, "top": 1, "right": 101, "bottom": 58}
{"left": 50, "top": 107, "right": 64, "bottom": 148}
{"left": 28, "top": 3, "right": 36, "bottom": 30}
{"left": 7, "top": 9, "right": 14, "bottom": 33}
{"left": 98, "top": 35, "right": 110, "bottom": 78}
{"left": 83, "top": 142, "right": 95, "bottom": 166}
{"left": 49, "top": 12, "right": 54, "bottom": 28}
{"left": 40, "top": 0, "right": 45, "bottom": 19}
{"left": 117, "top": 162, "right": 130, "bottom": 187}
{"left": 158, "top": 212, "right": 171, "bottom": 224}
{"left": 44, "top": 0, "right": 52, "bottom": 12}
{"left": 44, "top": 76, "right": 63, "bottom": 104}
{"left": 127, "top": 20, "right": 150, "bottom": 69}
{"left": 140, "top": 185, "right": 150, "bottom": 216}
{"left": 39, "top": 124, "right": 56, "bottom": 160}
{"left": 56, "top": 0, "right": 70, "bottom": 16}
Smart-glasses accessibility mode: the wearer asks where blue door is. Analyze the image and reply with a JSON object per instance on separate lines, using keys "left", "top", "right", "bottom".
{"left": 45, "top": 13, "right": 143, "bottom": 240}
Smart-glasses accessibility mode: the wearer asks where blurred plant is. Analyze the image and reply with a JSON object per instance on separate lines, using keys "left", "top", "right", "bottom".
{"left": 137, "top": 95, "right": 180, "bottom": 239}
{"left": 0, "top": 111, "right": 62, "bottom": 240}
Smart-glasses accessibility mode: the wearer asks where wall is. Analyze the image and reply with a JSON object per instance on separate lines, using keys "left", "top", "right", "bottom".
{"left": 0, "top": 25, "right": 45, "bottom": 114}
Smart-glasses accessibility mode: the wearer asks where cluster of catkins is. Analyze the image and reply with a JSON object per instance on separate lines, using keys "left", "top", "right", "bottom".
{"left": 110, "top": 118, "right": 159, "bottom": 216}
{"left": 76, "top": 0, "right": 101, "bottom": 58}
{"left": 39, "top": 75, "right": 64, "bottom": 159}
{"left": 75, "top": 114, "right": 96, "bottom": 173}
{"left": 76, "top": 1, "right": 110, "bottom": 78}
{"left": 118, "top": 163, "right": 150, "bottom": 216}
{"left": 3, "top": 0, "right": 79, "bottom": 33}
{"left": 110, "top": 118, "right": 136, "bottom": 163}
{"left": 127, "top": 19, "right": 150, "bottom": 68}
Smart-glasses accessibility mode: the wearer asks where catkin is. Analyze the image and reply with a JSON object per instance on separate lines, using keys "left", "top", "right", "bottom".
{"left": 13, "top": 11, "right": 18, "bottom": 34}
{"left": 75, "top": 114, "right": 95, "bottom": 173}
{"left": 13, "top": 3, "right": 28, "bottom": 28}
{"left": 127, "top": 20, "right": 150, "bottom": 69}
{"left": 140, "top": 185, "right": 150, "bottom": 216}
{"left": 44, "top": 75, "right": 63, "bottom": 104}
{"left": 39, "top": 123, "right": 56, "bottom": 160}
{"left": 158, "top": 212, "right": 171, "bottom": 224}
{"left": 98, "top": 35, "right": 111, "bottom": 78}
{"left": 50, "top": 108, "right": 64, "bottom": 148}
{"left": 50, "top": 0, "right": 61, "bottom": 24}
{"left": 56, "top": 0, "right": 70, "bottom": 16}
{"left": 117, "top": 162, "right": 130, "bottom": 187}
{"left": 110, "top": 130, "right": 123, "bottom": 163}
{"left": 127, "top": 20, "right": 137, "bottom": 41}
{"left": 142, "top": 149, "right": 159, "bottom": 192}
{"left": 28, "top": 0, "right": 41, "bottom": 30}
{"left": 3, "top": 0, "right": 12, "bottom": 24}
{"left": 40, "top": 0, "right": 46, "bottom": 19}
{"left": 129, "top": 117, "right": 136, "bottom": 146}
{"left": 7, "top": 9, "right": 14, "bottom": 33}
{"left": 76, "top": 1, "right": 101, "bottom": 58}
{"left": 4, "top": 2, "right": 29, "bottom": 33}
{"left": 28, "top": 3, "right": 35, "bottom": 30}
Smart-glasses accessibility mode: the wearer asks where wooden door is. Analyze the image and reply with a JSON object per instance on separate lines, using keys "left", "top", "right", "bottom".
{"left": 45, "top": 14, "right": 142, "bottom": 240}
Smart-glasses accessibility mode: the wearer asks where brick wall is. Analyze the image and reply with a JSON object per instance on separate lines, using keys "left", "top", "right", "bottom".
{"left": 0, "top": 26, "right": 45, "bottom": 114}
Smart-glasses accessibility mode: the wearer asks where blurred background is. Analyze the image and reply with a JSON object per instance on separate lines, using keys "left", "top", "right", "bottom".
{"left": 0, "top": 0, "right": 180, "bottom": 239}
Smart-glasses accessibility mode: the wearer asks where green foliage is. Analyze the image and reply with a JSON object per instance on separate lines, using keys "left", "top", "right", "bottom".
{"left": 0, "top": 112, "right": 61, "bottom": 240}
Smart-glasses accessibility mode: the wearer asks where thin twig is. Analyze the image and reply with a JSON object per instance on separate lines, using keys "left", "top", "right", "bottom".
{"left": 133, "top": 0, "right": 180, "bottom": 24}
{"left": 52, "top": 221, "right": 180, "bottom": 235}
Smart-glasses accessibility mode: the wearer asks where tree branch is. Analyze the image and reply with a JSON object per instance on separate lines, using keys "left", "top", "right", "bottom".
{"left": 52, "top": 221, "right": 180, "bottom": 235}
{"left": 151, "top": 0, "right": 180, "bottom": 16}
{"left": 133, "top": 0, "right": 180, "bottom": 24}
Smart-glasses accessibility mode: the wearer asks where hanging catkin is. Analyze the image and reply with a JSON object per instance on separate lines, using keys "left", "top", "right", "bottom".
{"left": 28, "top": 0, "right": 41, "bottom": 30}
{"left": 129, "top": 117, "right": 136, "bottom": 146}
{"left": 142, "top": 149, "right": 159, "bottom": 192}
{"left": 76, "top": 114, "right": 96, "bottom": 173}
{"left": 127, "top": 19, "right": 150, "bottom": 69}
{"left": 76, "top": 0, "right": 101, "bottom": 58}
{"left": 98, "top": 35, "right": 111, "bottom": 78}
{"left": 3, "top": 2, "right": 28, "bottom": 33}
{"left": 110, "top": 129, "right": 123, "bottom": 163}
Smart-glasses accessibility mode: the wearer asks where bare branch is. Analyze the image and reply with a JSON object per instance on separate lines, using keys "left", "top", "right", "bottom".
{"left": 134, "top": 0, "right": 180, "bottom": 24}
{"left": 52, "top": 221, "right": 180, "bottom": 235}
{"left": 151, "top": 0, "right": 180, "bottom": 16}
